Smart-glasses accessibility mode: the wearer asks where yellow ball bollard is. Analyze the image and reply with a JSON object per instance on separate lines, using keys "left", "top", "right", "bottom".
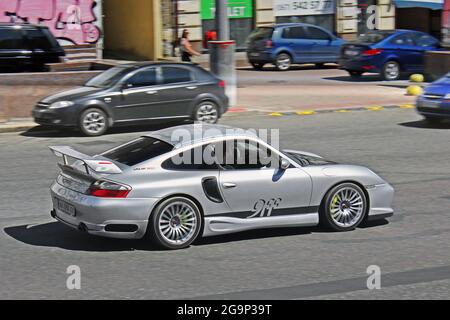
{"left": 410, "top": 74, "right": 424, "bottom": 83}
{"left": 406, "top": 85, "right": 423, "bottom": 96}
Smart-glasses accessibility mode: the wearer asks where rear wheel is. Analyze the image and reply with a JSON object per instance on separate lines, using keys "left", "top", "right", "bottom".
{"left": 251, "top": 62, "right": 265, "bottom": 70}
{"left": 275, "top": 53, "right": 292, "bottom": 71}
{"left": 382, "top": 61, "right": 400, "bottom": 81}
{"left": 79, "top": 108, "right": 108, "bottom": 136}
{"left": 320, "top": 183, "right": 368, "bottom": 232}
{"left": 348, "top": 71, "right": 363, "bottom": 79}
{"left": 193, "top": 101, "right": 219, "bottom": 124}
{"left": 149, "top": 197, "right": 202, "bottom": 250}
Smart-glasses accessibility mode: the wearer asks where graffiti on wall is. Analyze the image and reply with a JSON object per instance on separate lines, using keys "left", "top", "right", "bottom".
{"left": 0, "top": 0, "right": 101, "bottom": 45}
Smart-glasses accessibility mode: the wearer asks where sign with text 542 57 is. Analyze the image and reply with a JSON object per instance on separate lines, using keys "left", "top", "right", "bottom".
{"left": 274, "top": 0, "right": 336, "bottom": 17}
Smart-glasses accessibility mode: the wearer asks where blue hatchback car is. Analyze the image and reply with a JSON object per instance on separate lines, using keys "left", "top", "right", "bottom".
{"left": 246, "top": 23, "right": 345, "bottom": 71}
{"left": 416, "top": 73, "right": 450, "bottom": 123}
{"left": 339, "top": 30, "right": 440, "bottom": 81}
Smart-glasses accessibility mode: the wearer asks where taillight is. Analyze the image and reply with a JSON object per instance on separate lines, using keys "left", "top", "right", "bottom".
{"left": 362, "top": 49, "right": 382, "bottom": 56}
{"left": 265, "top": 40, "right": 273, "bottom": 48}
{"left": 88, "top": 180, "right": 131, "bottom": 198}
{"left": 218, "top": 79, "right": 225, "bottom": 88}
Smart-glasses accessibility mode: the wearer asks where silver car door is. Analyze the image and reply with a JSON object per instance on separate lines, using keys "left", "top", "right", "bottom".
{"left": 217, "top": 139, "right": 313, "bottom": 219}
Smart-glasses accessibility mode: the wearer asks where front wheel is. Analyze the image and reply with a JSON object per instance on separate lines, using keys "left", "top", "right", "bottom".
{"left": 79, "top": 108, "right": 109, "bottom": 136}
{"left": 149, "top": 197, "right": 202, "bottom": 250}
{"left": 320, "top": 183, "right": 368, "bottom": 232}
{"left": 382, "top": 61, "right": 400, "bottom": 81}
{"left": 251, "top": 62, "right": 265, "bottom": 70}
{"left": 275, "top": 53, "right": 292, "bottom": 71}
{"left": 193, "top": 101, "right": 219, "bottom": 124}
{"left": 348, "top": 71, "right": 363, "bottom": 79}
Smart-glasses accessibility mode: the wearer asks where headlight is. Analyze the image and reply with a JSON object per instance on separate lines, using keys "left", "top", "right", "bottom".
{"left": 49, "top": 101, "right": 74, "bottom": 109}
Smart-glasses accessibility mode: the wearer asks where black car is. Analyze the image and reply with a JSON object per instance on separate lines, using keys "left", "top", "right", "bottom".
{"left": 32, "top": 62, "right": 229, "bottom": 136}
{"left": 0, "top": 23, "right": 65, "bottom": 71}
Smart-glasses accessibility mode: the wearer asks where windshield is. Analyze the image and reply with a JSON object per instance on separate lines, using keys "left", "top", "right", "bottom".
{"left": 247, "top": 27, "right": 274, "bottom": 42}
{"left": 102, "top": 137, "right": 174, "bottom": 166}
{"left": 85, "top": 66, "right": 132, "bottom": 88}
{"left": 357, "top": 31, "right": 394, "bottom": 44}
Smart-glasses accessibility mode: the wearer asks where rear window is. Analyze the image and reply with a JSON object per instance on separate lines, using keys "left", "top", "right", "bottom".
{"left": 248, "top": 28, "right": 274, "bottom": 42}
{"left": 357, "top": 31, "right": 394, "bottom": 44}
{"left": 102, "top": 137, "right": 174, "bottom": 166}
{"left": 26, "top": 29, "right": 54, "bottom": 50}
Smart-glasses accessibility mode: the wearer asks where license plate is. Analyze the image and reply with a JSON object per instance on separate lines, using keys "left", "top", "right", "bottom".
{"left": 57, "top": 198, "right": 76, "bottom": 217}
{"left": 250, "top": 52, "right": 260, "bottom": 57}
{"left": 422, "top": 100, "right": 440, "bottom": 108}
{"left": 345, "top": 49, "right": 359, "bottom": 56}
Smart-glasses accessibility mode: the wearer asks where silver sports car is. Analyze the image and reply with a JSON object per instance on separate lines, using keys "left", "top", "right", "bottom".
{"left": 49, "top": 124, "right": 394, "bottom": 250}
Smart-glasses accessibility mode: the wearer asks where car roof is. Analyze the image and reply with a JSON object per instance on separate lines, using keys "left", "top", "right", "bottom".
{"left": 272, "top": 23, "right": 322, "bottom": 28}
{"left": 118, "top": 61, "right": 199, "bottom": 69}
{"left": 0, "top": 22, "right": 47, "bottom": 29}
{"left": 144, "top": 124, "right": 259, "bottom": 149}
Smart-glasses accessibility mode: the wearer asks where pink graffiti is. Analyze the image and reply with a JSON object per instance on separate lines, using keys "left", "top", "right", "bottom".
{"left": 0, "top": 0, "right": 100, "bottom": 45}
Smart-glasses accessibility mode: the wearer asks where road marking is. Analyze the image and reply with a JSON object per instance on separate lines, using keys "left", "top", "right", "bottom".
{"left": 296, "top": 111, "right": 316, "bottom": 115}
{"left": 367, "top": 106, "right": 384, "bottom": 111}
{"left": 335, "top": 109, "right": 350, "bottom": 113}
{"left": 269, "top": 112, "right": 284, "bottom": 116}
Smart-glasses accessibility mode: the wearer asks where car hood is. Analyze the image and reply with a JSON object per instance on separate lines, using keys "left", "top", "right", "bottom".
{"left": 424, "top": 76, "right": 450, "bottom": 96}
{"left": 41, "top": 86, "right": 105, "bottom": 103}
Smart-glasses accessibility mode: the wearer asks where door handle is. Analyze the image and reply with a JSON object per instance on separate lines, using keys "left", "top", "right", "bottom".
{"left": 187, "top": 86, "right": 198, "bottom": 90}
{"left": 146, "top": 90, "right": 158, "bottom": 95}
{"left": 222, "top": 182, "right": 237, "bottom": 189}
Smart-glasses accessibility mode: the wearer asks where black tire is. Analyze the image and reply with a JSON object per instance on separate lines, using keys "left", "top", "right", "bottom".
{"left": 320, "top": 183, "right": 368, "bottom": 232}
{"left": 148, "top": 197, "right": 203, "bottom": 250}
{"left": 275, "top": 53, "right": 292, "bottom": 71}
{"left": 251, "top": 62, "right": 265, "bottom": 70}
{"left": 424, "top": 116, "right": 442, "bottom": 124}
{"left": 79, "top": 108, "right": 109, "bottom": 136}
{"left": 349, "top": 71, "right": 363, "bottom": 79}
{"left": 193, "top": 101, "right": 220, "bottom": 124}
{"left": 382, "top": 61, "right": 401, "bottom": 81}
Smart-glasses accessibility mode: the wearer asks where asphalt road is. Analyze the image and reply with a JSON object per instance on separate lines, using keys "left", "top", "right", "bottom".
{"left": 1, "top": 108, "right": 450, "bottom": 299}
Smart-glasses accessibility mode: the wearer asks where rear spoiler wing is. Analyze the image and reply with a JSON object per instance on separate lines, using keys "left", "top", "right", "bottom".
{"left": 49, "top": 146, "right": 122, "bottom": 176}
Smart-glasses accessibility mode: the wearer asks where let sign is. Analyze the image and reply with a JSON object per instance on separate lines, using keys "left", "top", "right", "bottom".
{"left": 200, "top": 0, "right": 253, "bottom": 20}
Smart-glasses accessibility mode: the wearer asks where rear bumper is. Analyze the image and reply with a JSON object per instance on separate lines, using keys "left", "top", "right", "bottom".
{"left": 50, "top": 182, "right": 160, "bottom": 239}
{"left": 338, "top": 59, "right": 381, "bottom": 73}
{"left": 247, "top": 51, "right": 273, "bottom": 63}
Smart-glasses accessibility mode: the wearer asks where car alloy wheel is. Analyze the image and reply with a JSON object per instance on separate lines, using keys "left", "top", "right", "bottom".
{"left": 195, "top": 102, "right": 219, "bottom": 124}
{"left": 383, "top": 61, "right": 400, "bottom": 81}
{"left": 320, "top": 183, "right": 367, "bottom": 231}
{"left": 150, "top": 197, "right": 202, "bottom": 250}
{"left": 275, "top": 53, "right": 292, "bottom": 71}
{"left": 80, "top": 108, "right": 108, "bottom": 136}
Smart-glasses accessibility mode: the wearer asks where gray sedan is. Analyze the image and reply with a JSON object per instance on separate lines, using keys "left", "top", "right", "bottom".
{"left": 49, "top": 124, "right": 394, "bottom": 250}
{"left": 33, "top": 62, "right": 229, "bottom": 136}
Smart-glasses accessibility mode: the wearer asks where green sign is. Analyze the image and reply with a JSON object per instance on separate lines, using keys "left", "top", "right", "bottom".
{"left": 200, "top": 0, "right": 253, "bottom": 20}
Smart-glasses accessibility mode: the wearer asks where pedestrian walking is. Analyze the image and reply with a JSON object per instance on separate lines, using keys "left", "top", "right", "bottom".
{"left": 180, "top": 29, "right": 200, "bottom": 62}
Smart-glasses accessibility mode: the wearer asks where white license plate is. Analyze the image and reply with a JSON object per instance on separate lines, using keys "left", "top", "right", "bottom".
{"left": 250, "top": 52, "right": 260, "bottom": 57}
{"left": 57, "top": 198, "right": 76, "bottom": 217}
{"left": 422, "top": 100, "right": 440, "bottom": 108}
{"left": 345, "top": 49, "right": 359, "bottom": 56}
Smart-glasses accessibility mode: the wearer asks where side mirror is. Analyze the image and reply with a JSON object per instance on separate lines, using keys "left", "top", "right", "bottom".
{"left": 280, "top": 158, "right": 290, "bottom": 170}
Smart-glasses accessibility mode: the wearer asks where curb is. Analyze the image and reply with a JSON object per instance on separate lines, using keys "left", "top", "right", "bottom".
{"left": 0, "top": 104, "right": 416, "bottom": 134}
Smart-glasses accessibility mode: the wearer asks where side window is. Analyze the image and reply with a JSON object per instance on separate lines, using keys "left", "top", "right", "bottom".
{"left": 390, "top": 34, "right": 415, "bottom": 46}
{"left": 0, "top": 28, "right": 25, "bottom": 49}
{"left": 305, "top": 27, "right": 331, "bottom": 40}
{"left": 162, "top": 144, "right": 218, "bottom": 170}
{"left": 217, "top": 139, "right": 279, "bottom": 170}
{"left": 162, "top": 67, "right": 193, "bottom": 84}
{"left": 414, "top": 34, "right": 438, "bottom": 47}
{"left": 282, "top": 27, "right": 307, "bottom": 39}
{"left": 26, "top": 29, "right": 53, "bottom": 50}
{"left": 125, "top": 68, "right": 158, "bottom": 88}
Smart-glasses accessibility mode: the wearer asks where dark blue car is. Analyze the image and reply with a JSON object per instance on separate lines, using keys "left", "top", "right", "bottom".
{"left": 246, "top": 23, "right": 345, "bottom": 71}
{"left": 339, "top": 30, "right": 440, "bottom": 81}
{"left": 416, "top": 74, "right": 450, "bottom": 123}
